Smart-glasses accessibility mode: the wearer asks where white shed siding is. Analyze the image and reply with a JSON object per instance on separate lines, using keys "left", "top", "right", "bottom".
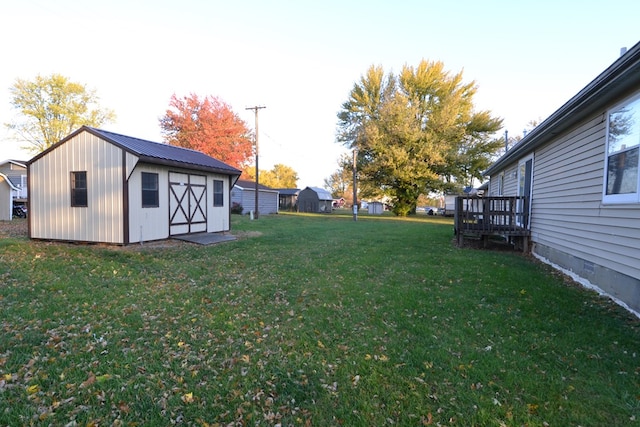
{"left": 532, "top": 114, "right": 640, "bottom": 281}
{"left": 30, "top": 132, "right": 124, "bottom": 243}
{"left": 128, "top": 164, "right": 170, "bottom": 243}
{"left": 208, "top": 174, "right": 231, "bottom": 232}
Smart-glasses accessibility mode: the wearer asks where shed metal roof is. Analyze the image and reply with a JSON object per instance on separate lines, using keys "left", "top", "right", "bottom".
{"left": 29, "top": 126, "right": 241, "bottom": 176}
{"left": 234, "top": 179, "right": 277, "bottom": 192}
{"left": 306, "top": 186, "right": 333, "bottom": 200}
{"left": 276, "top": 188, "right": 300, "bottom": 196}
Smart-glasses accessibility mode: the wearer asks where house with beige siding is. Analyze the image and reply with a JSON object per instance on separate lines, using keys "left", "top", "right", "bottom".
{"left": 484, "top": 41, "right": 640, "bottom": 315}
{"left": 0, "top": 159, "right": 28, "bottom": 220}
{"left": 27, "top": 126, "right": 241, "bottom": 244}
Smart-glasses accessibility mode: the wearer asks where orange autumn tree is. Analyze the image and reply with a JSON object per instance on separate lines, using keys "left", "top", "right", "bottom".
{"left": 159, "top": 93, "right": 253, "bottom": 168}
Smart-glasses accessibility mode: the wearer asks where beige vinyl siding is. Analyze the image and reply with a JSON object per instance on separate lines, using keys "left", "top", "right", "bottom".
{"left": 531, "top": 114, "right": 640, "bottom": 280}
{"left": 231, "top": 187, "right": 279, "bottom": 215}
{"left": 490, "top": 166, "right": 519, "bottom": 196}
{"left": 0, "top": 174, "right": 13, "bottom": 220}
{"left": 0, "top": 162, "right": 27, "bottom": 199}
{"left": 128, "top": 164, "right": 169, "bottom": 243}
{"left": 30, "top": 132, "right": 124, "bottom": 243}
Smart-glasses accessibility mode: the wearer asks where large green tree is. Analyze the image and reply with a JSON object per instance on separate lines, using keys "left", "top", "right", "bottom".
{"left": 242, "top": 163, "right": 299, "bottom": 188}
{"left": 259, "top": 164, "right": 299, "bottom": 188}
{"left": 6, "top": 73, "right": 115, "bottom": 153}
{"left": 337, "top": 61, "right": 502, "bottom": 216}
{"left": 324, "top": 153, "right": 354, "bottom": 201}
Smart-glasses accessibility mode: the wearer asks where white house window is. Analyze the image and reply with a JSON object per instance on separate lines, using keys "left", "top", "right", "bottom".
{"left": 141, "top": 172, "right": 159, "bottom": 207}
{"left": 604, "top": 94, "right": 640, "bottom": 203}
{"left": 213, "top": 179, "right": 224, "bottom": 206}
{"left": 71, "top": 171, "right": 88, "bottom": 207}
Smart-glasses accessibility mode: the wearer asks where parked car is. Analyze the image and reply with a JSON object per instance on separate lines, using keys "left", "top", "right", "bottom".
{"left": 417, "top": 206, "right": 438, "bottom": 215}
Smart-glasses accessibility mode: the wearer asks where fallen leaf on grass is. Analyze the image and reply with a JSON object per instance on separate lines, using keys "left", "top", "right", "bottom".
{"left": 421, "top": 413, "right": 433, "bottom": 425}
{"left": 96, "top": 374, "right": 111, "bottom": 383}
{"left": 80, "top": 372, "right": 96, "bottom": 388}
{"left": 182, "top": 392, "right": 194, "bottom": 404}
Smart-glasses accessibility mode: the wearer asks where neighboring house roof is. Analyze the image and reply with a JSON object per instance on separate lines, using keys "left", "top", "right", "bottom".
{"left": 305, "top": 186, "right": 333, "bottom": 200}
{"left": 485, "top": 41, "right": 640, "bottom": 176}
{"left": 276, "top": 188, "right": 300, "bottom": 196}
{"left": 0, "top": 159, "right": 28, "bottom": 168}
{"left": 234, "top": 179, "right": 278, "bottom": 192}
{"left": 28, "top": 126, "right": 242, "bottom": 176}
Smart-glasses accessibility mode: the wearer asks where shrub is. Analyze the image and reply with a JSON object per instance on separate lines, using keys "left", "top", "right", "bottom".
{"left": 231, "top": 202, "right": 243, "bottom": 214}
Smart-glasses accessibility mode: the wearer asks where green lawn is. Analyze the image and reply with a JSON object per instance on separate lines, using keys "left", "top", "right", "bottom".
{"left": 0, "top": 214, "right": 638, "bottom": 426}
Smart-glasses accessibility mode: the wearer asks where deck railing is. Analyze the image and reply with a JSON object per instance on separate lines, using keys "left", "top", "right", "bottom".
{"left": 454, "top": 196, "right": 530, "bottom": 249}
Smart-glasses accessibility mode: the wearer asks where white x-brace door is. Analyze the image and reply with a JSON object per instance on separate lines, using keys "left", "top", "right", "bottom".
{"left": 169, "top": 172, "right": 207, "bottom": 235}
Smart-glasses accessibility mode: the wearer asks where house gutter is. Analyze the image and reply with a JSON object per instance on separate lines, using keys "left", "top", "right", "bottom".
{"left": 485, "top": 41, "right": 640, "bottom": 176}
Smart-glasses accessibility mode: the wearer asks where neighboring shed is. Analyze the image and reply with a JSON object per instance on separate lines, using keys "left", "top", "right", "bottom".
{"left": 27, "top": 126, "right": 241, "bottom": 244}
{"left": 297, "top": 186, "right": 333, "bottom": 213}
{"left": 483, "top": 41, "right": 640, "bottom": 314}
{"left": 368, "top": 201, "right": 384, "bottom": 215}
{"left": 277, "top": 188, "right": 299, "bottom": 212}
{"left": 231, "top": 179, "right": 279, "bottom": 215}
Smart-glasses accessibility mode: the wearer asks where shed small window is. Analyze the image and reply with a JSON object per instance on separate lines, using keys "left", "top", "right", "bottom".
{"left": 213, "top": 179, "right": 224, "bottom": 206}
{"left": 71, "top": 171, "right": 88, "bottom": 207}
{"left": 141, "top": 172, "right": 159, "bottom": 207}
{"left": 604, "top": 94, "right": 640, "bottom": 203}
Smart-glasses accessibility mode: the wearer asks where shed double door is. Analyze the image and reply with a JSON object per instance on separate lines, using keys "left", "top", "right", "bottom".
{"left": 169, "top": 172, "right": 207, "bottom": 235}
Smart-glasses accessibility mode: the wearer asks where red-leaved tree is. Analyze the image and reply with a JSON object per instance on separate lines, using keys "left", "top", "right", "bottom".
{"left": 159, "top": 93, "right": 253, "bottom": 168}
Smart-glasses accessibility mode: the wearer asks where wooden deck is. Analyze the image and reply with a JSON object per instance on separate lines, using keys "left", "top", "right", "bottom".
{"left": 454, "top": 196, "right": 530, "bottom": 251}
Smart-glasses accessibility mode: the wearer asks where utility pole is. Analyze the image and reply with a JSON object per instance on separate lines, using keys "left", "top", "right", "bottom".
{"left": 352, "top": 148, "right": 358, "bottom": 221}
{"left": 246, "top": 105, "right": 266, "bottom": 219}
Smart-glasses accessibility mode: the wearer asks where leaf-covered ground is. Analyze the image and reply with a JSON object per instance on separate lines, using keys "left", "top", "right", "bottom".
{"left": 0, "top": 215, "right": 638, "bottom": 426}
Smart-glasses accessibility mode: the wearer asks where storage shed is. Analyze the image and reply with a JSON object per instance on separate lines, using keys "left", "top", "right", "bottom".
{"left": 297, "top": 186, "right": 333, "bottom": 213}
{"left": 368, "top": 201, "right": 384, "bottom": 215}
{"left": 277, "top": 188, "right": 299, "bottom": 212}
{"left": 27, "top": 126, "right": 241, "bottom": 244}
{"left": 231, "top": 179, "right": 279, "bottom": 215}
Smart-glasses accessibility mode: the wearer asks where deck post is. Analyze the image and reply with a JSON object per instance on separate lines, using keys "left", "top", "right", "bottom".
{"left": 455, "top": 196, "right": 463, "bottom": 247}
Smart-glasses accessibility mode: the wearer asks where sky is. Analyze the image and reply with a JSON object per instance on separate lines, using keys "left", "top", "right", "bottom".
{"left": 1, "top": 0, "right": 639, "bottom": 188}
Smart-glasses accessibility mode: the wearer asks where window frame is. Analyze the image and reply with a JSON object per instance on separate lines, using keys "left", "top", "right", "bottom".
{"left": 141, "top": 172, "right": 160, "bottom": 208}
{"left": 603, "top": 92, "right": 640, "bottom": 204}
{"left": 213, "top": 179, "right": 224, "bottom": 207}
{"left": 70, "top": 171, "right": 88, "bottom": 207}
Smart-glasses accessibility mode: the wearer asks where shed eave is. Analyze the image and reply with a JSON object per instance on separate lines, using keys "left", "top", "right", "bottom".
{"left": 134, "top": 156, "right": 241, "bottom": 176}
